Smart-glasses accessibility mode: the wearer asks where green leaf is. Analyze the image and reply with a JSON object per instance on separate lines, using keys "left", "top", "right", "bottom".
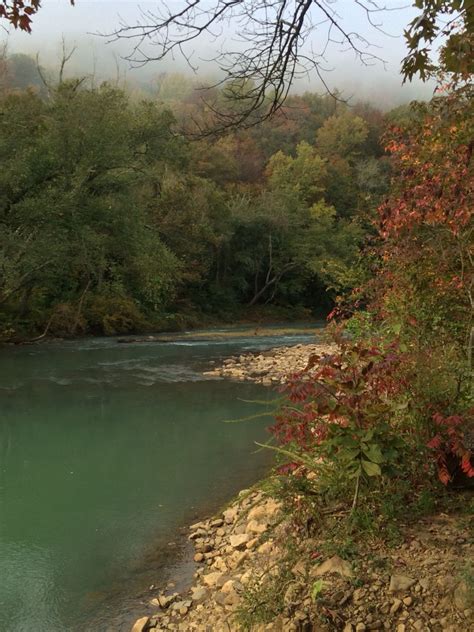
{"left": 392, "top": 322, "right": 402, "bottom": 335}
{"left": 348, "top": 464, "right": 362, "bottom": 479}
{"left": 362, "top": 444, "right": 384, "bottom": 464}
{"left": 361, "top": 459, "right": 382, "bottom": 477}
{"left": 311, "top": 579, "right": 324, "bottom": 601}
{"left": 342, "top": 447, "right": 361, "bottom": 461}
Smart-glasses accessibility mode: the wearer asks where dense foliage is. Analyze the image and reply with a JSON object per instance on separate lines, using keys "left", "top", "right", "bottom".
{"left": 0, "top": 56, "right": 390, "bottom": 340}
{"left": 270, "top": 78, "right": 473, "bottom": 501}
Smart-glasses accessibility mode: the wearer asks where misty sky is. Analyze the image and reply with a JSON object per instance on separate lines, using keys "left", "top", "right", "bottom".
{"left": 2, "top": 1, "right": 436, "bottom": 107}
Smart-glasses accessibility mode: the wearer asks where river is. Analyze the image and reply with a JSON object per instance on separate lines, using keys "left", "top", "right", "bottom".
{"left": 0, "top": 324, "right": 322, "bottom": 631}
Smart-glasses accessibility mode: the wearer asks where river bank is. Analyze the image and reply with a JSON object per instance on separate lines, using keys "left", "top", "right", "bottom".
{"left": 129, "top": 343, "right": 473, "bottom": 631}
{"left": 129, "top": 485, "right": 472, "bottom": 632}
{"left": 203, "top": 341, "right": 336, "bottom": 385}
{"left": 1, "top": 330, "right": 298, "bottom": 631}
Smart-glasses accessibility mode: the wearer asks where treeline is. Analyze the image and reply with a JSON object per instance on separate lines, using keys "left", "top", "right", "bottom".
{"left": 0, "top": 53, "right": 400, "bottom": 339}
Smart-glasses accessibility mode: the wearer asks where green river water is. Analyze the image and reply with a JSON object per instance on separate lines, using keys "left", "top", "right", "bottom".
{"left": 0, "top": 325, "right": 322, "bottom": 632}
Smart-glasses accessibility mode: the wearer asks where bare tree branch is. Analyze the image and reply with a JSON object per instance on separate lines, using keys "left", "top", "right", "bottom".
{"left": 105, "top": 0, "right": 404, "bottom": 134}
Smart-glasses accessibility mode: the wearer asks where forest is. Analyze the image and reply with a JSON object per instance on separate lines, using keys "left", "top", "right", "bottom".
{"left": 0, "top": 48, "right": 403, "bottom": 341}
{"left": 0, "top": 1, "right": 473, "bottom": 629}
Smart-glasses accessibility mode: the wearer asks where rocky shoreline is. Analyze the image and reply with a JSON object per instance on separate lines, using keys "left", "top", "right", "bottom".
{"left": 203, "top": 343, "right": 336, "bottom": 385}
{"left": 129, "top": 343, "right": 473, "bottom": 632}
{"left": 130, "top": 486, "right": 472, "bottom": 632}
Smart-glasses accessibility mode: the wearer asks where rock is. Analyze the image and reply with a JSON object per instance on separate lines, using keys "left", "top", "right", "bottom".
{"left": 413, "top": 620, "right": 424, "bottom": 631}
{"left": 390, "top": 598, "right": 402, "bottom": 614}
{"left": 291, "top": 560, "right": 307, "bottom": 577}
{"left": 353, "top": 588, "right": 366, "bottom": 603}
{"left": 194, "top": 553, "right": 204, "bottom": 563}
{"left": 343, "top": 625, "right": 354, "bottom": 632}
{"left": 258, "top": 541, "right": 273, "bottom": 555}
{"left": 396, "top": 625, "right": 406, "bottom": 632}
{"left": 264, "top": 499, "right": 281, "bottom": 516}
{"left": 454, "top": 580, "right": 470, "bottom": 610}
{"left": 191, "top": 587, "right": 209, "bottom": 604}
{"left": 284, "top": 582, "right": 302, "bottom": 607}
{"left": 229, "top": 533, "right": 250, "bottom": 549}
{"left": 189, "top": 528, "right": 207, "bottom": 540}
{"left": 402, "top": 596, "right": 413, "bottom": 606}
{"left": 195, "top": 541, "right": 212, "bottom": 553}
{"left": 419, "top": 578, "right": 430, "bottom": 591}
{"left": 157, "top": 594, "right": 176, "bottom": 609}
{"left": 228, "top": 550, "right": 248, "bottom": 568}
{"left": 130, "top": 617, "right": 150, "bottom": 632}
{"left": 221, "top": 579, "right": 243, "bottom": 594}
{"left": 202, "top": 572, "right": 223, "bottom": 587}
{"left": 355, "top": 624, "right": 366, "bottom": 632}
{"left": 189, "top": 521, "right": 207, "bottom": 531}
{"left": 210, "top": 518, "right": 224, "bottom": 528}
{"left": 223, "top": 507, "right": 238, "bottom": 524}
{"left": 175, "top": 599, "right": 192, "bottom": 608}
{"left": 313, "top": 555, "right": 353, "bottom": 579}
{"left": 246, "top": 519, "right": 268, "bottom": 534}
{"left": 223, "top": 589, "right": 240, "bottom": 607}
{"left": 247, "top": 505, "right": 268, "bottom": 522}
{"left": 212, "top": 555, "right": 228, "bottom": 572}
{"left": 388, "top": 575, "right": 416, "bottom": 593}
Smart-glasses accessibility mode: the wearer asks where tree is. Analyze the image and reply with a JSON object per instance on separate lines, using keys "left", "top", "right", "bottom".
{"left": 316, "top": 111, "right": 368, "bottom": 161}
{"left": 110, "top": 1, "right": 471, "bottom": 130}
{"left": 226, "top": 148, "right": 363, "bottom": 308}
{"left": 402, "top": 0, "right": 474, "bottom": 81}
{"left": 0, "top": 83, "right": 183, "bottom": 336}
{"left": 266, "top": 141, "right": 326, "bottom": 205}
{"left": 6, "top": 53, "right": 45, "bottom": 92}
{"left": 0, "top": 1, "right": 73, "bottom": 32}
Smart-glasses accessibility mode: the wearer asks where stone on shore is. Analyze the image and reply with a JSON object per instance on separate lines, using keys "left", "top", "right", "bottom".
{"left": 130, "top": 616, "right": 149, "bottom": 632}
{"left": 389, "top": 575, "right": 417, "bottom": 593}
{"left": 229, "top": 533, "right": 250, "bottom": 549}
{"left": 313, "top": 555, "right": 353, "bottom": 579}
{"left": 203, "top": 342, "right": 337, "bottom": 385}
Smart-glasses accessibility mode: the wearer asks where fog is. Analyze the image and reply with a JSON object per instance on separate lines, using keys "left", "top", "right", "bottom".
{"left": 2, "top": 0, "right": 436, "bottom": 108}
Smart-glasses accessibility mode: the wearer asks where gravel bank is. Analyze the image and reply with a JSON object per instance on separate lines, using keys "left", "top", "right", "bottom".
{"left": 204, "top": 343, "right": 337, "bottom": 385}
{"left": 130, "top": 489, "right": 472, "bottom": 631}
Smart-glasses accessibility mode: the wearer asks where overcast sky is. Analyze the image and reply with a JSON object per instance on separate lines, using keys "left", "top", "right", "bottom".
{"left": 2, "top": 1, "right": 435, "bottom": 107}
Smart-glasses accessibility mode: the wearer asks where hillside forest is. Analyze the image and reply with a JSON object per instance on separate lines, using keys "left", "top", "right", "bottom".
{"left": 0, "top": 50, "right": 404, "bottom": 341}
